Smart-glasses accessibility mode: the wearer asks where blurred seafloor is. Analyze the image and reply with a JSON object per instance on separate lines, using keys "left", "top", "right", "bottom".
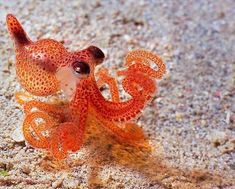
{"left": 0, "top": 0, "right": 234, "bottom": 188}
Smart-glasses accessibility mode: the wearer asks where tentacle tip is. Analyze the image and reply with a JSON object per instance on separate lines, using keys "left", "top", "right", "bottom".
{"left": 6, "top": 13, "right": 14, "bottom": 20}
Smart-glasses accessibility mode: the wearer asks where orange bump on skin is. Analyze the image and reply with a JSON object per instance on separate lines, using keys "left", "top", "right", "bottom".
{"left": 7, "top": 14, "right": 166, "bottom": 159}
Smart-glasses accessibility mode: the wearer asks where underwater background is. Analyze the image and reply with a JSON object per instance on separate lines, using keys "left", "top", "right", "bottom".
{"left": 0, "top": 0, "right": 234, "bottom": 188}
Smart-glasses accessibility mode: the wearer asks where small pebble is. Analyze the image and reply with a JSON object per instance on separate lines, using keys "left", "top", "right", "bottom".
{"left": 229, "top": 163, "right": 235, "bottom": 170}
{"left": 63, "top": 178, "right": 79, "bottom": 188}
{"left": 11, "top": 126, "right": 25, "bottom": 143}
{"left": 220, "top": 140, "right": 235, "bottom": 154}
{"left": 52, "top": 178, "right": 64, "bottom": 188}
{"left": 230, "top": 114, "right": 235, "bottom": 124}
{"left": 5, "top": 162, "right": 14, "bottom": 171}
{"left": 21, "top": 165, "right": 31, "bottom": 175}
{"left": 213, "top": 91, "right": 221, "bottom": 98}
{"left": 225, "top": 110, "right": 231, "bottom": 124}
{"left": 175, "top": 112, "right": 184, "bottom": 121}
{"left": 207, "top": 130, "right": 227, "bottom": 147}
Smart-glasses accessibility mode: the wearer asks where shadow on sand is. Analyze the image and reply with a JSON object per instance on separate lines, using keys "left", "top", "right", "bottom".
{"left": 40, "top": 122, "right": 234, "bottom": 189}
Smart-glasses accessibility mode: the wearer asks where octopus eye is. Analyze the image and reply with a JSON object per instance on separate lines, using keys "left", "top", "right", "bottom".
{"left": 72, "top": 61, "right": 90, "bottom": 75}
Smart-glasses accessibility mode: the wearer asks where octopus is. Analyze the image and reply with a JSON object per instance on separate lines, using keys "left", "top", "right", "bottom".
{"left": 6, "top": 14, "right": 166, "bottom": 159}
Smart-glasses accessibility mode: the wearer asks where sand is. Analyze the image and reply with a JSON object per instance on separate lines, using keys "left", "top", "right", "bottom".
{"left": 0, "top": 0, "right": 234, "bottom": 188}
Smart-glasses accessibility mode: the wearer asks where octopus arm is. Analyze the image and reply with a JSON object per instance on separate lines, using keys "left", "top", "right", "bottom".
{"left": 49, "top": 95, "right": 89, "bottom": 159}
{"left": 88, "top": 106, "right": 145, "bottom": 145}
{"left": 90, "top": 74, "right": 156, "bottom": 122}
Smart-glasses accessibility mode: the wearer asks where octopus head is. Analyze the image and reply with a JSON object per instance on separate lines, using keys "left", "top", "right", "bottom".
{"left": 6, "top": 14, "right": 105, "bottom": 99}
{"left": 55, "top": 45, "right": 105, "bottom": 100}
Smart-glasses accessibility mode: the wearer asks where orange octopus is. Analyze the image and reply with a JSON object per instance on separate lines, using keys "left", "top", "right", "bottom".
{"left": 6, "top": 14, "right": 166, "bottom": 159}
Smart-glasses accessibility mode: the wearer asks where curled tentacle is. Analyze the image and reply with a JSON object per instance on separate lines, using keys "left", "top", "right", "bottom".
{"left": 121, "top": 72, "right": 156, "bottom": 99}
{"left": 23, "top": 102, "right": 87, "bottom": 159}
{"left": 124, "top": 50, "right": 166, "bottom": 79}
{"left": 23, "top": 111, "right": 58, "bottom": 148}
{"left": 90, "top": 50, "right": 165, "bottom": 122}
{"left": 23, "top": 112, "right": 85, "bottom": 159}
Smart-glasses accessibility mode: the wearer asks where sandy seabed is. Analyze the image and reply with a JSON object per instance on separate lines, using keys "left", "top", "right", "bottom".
{"left": 0, "top": 0, "right": 234, "bottom": 188}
